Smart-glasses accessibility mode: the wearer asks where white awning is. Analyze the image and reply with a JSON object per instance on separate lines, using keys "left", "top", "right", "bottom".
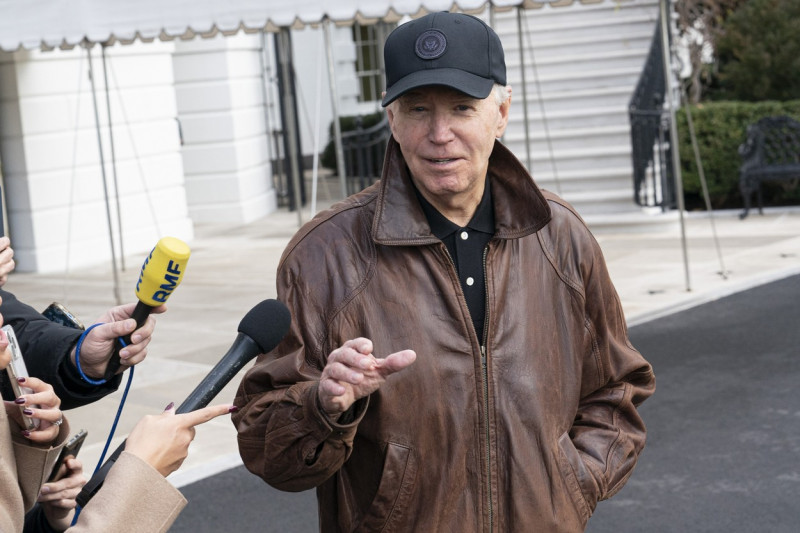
{"left": 0, "top": 0, "right": 609, "bottom": 51}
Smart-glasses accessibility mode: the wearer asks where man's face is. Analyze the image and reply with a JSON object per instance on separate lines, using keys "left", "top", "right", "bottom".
{"left": 387, "top": 86, "right": 510, "bottom": 212}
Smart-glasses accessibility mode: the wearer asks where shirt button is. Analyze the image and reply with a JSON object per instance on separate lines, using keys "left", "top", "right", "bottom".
{"left": 466, "top": 277, "right": 475, "bottom": 286}
{"left": 460, "top": 231, "right": 469, "bottom": 240}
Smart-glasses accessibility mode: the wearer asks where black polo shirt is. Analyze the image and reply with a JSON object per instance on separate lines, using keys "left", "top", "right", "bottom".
{"left": 415, "top": 178, "right": 495, "bottom": 343}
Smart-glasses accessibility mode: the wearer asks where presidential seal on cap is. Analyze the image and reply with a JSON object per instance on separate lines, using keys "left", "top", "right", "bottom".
{"left": 381, "top": 12, "right": 507, "bottom": 107}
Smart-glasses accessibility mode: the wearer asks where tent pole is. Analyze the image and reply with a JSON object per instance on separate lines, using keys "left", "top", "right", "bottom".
{"left": 277, "top": 28, "right": 304, "bottom": 227}
{"left": 516, "top": 8, "right": 532, "bottom": 171}
{"left": 101, "top": 43, "right": 125, "bottom": 271}
{"left": 659, "top": 0, "right": 691, "bottom": 292}
{"left": 324, "top": 18, "right": 347, "bottom": 199}
{"left": 87, "top": 44, "right": 122, "bottom": 304}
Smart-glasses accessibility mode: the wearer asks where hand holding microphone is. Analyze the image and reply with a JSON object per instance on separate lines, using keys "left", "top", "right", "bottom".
{"left": 68, "top": 237, "right": 190, "bottom": 382}
{"left": 102, "top": 237, "right": 190, "bottom": 381}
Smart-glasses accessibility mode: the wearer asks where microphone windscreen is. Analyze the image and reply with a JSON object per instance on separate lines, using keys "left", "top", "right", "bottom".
{"left": 238, "top": 299, "right": 291, "bottom": 353}
{"left": 135, "top": 237, "right": 191, "bottom": 306}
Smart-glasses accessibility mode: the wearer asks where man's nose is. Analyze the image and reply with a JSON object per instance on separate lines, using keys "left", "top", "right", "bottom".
{"left": 428, "top": 112, "right": 455, "bottom": 143}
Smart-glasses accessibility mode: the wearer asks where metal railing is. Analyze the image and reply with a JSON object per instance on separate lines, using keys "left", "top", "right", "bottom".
{"left": 341, "top": 115, "right": 391, "bottom": 195}
{"left": 628, "top": 14, "right": 676, "bottom": 210}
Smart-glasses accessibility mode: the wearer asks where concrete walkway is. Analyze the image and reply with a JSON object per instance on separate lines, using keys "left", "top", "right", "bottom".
{"left": 5, "top": 198, "right": 800, "bottom": 488}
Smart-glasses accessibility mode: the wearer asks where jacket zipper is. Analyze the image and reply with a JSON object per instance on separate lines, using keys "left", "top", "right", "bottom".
{"left": 480, "top": 246, "right": 493, "bottom": 532}
{"left": 441, "top": 243, "right": 494, "bottom": 531}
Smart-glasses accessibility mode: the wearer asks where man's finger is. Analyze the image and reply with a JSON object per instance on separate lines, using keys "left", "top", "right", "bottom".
{"left": 379, "top": 350, "right": 417, "bottom": 373}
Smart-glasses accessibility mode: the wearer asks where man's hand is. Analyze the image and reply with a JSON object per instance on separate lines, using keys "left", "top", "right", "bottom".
{"left": 0, "top": 236, "right": 16, "bottom": 286}
{"left": 68, "top": 302, "right": 166, "bottom": 379}
{"left": 318, "top": 338, "right": 416, "bottom": 418}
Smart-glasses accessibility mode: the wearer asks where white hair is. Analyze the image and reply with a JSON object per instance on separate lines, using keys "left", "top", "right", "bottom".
{"left": 493, "top": 84, "right": 511, "bottom": 105}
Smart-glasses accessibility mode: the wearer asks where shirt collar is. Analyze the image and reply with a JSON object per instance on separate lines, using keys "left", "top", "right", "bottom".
{"left": 414, "top": 176, "right": 495, "bottom": 240}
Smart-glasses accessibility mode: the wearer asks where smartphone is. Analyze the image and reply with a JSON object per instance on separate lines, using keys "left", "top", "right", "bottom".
{"left": 41, "top": 302, "right": 85, "bottom": 330}
{"left": 2, "top": 324, "right": 40, "bottom": 430}
{"left": 48, "top": 429, "right": 88, "bottom": 482}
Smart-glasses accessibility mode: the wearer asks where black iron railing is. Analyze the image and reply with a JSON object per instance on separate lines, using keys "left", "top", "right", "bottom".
{"left": 342, "top": 115, "right": 392, "bottom": 195}
{"left": 628, "top": 14, "right": 675, "bottom": 210}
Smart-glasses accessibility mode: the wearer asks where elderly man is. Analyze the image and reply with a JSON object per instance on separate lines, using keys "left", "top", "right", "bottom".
{"left": 234, "top": 12, "right": 655, "bottom": 532}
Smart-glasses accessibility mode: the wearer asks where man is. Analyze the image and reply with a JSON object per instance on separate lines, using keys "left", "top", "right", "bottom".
{"left": 234, "top": 12, "right": 655, "bottom": 532}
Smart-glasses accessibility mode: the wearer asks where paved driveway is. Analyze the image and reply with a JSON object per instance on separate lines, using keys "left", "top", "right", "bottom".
{"left": 171, "top": 274, "right": 800, "bottom": 533}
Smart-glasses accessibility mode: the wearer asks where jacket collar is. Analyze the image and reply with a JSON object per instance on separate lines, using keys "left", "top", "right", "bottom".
{"left": 372, "top": 136, "right": 551, "bottom": 245}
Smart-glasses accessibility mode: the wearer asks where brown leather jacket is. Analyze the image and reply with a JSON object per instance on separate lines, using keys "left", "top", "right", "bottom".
{"left": 234, "top": 137, "right": 655, "bottom": 532}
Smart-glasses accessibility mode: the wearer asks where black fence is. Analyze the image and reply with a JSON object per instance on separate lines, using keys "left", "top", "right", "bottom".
{"left": 628, "top": 15, "right": 676, "bottom": 210}
{"left": 341, "top": 115, "right": 391, "bottom": 196}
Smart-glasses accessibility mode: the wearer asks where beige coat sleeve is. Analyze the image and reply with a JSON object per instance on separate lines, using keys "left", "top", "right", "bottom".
{"left": 1, "top": 407, "right": 69, "bottom": 532}
{"left": 67, "top": 451, "right": 187, "bottom": 533}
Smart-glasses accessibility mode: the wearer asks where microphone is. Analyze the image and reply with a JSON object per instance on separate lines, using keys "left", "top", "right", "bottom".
{"left": 104, "top": 237, "right": 191, "bottom": 381}
{"left": 76, "top": 299, "right": 291, "bottom": 507}
{"left": 177, "top": 299, "right": 291, "bottom": 413}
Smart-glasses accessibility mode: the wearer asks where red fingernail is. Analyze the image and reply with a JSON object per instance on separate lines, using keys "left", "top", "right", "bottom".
{"left": 228, "top": 406, "right": 239, "bottom": 413}
{"left": 21, "top": 430, "right": 31, "bottom": 437}
{"left": 164, "top": 402, "right": 175, "bottom": 411}
{"left": 23, "top": 408, "right": 34, "bottom": 416}
{"left": 17, "top": 377, "right": 26, "bottom": 383}
{"left": 14, "top": 398, "right": 25, "bottom": 405}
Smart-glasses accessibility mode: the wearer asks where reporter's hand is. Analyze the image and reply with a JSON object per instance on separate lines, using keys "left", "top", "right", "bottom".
{"left": 0, "top": 236, "right": 15, "bottom": 286}
{"left": 38, "top": 456, "right": 86, "bottom": 531}
{"left": 318, "top": 337, "right": 416, "bottom": 418}
{"left": 125, "top": 403, "right": 238, "bottom": 477}
{"left": 5, "top": 376, "right": 63, "bottom": 444}
{"left": 68, "top": 302, "right": 166, "bottom": 379}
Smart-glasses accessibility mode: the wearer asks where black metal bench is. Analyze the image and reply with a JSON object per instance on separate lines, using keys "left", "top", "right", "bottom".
{"left": 738, "top": 115, "right": 800, "bottom": 219}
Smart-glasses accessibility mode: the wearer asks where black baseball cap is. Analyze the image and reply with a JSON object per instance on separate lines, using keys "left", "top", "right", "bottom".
{"left": 381, "top": 12, "right": 507, "bottom": 107}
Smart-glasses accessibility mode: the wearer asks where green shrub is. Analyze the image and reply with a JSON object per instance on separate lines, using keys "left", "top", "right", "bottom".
{"left": 709, "top": 0, "right": 800, "bottom": 102}
{"left": 676, "top": 100, "right": 800, "bottom": 210}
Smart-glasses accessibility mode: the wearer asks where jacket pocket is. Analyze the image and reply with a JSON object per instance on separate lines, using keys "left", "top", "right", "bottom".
{"left": 353, "top": 442, "right": 418, "bottom": 533}
{"left": 555, "top": 432, "right": 597, "bottom": 525}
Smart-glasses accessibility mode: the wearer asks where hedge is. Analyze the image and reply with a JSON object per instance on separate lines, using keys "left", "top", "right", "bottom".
{"left": 676, "top": 99, "right": 800, "bottom": 210}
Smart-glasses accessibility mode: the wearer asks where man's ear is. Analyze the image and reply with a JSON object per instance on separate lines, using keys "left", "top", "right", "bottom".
{"left": 386, "top": 104, "right": 396, "bottom": 132}
{"left": 496, "top": 85, "right": 512, "bottom": 138}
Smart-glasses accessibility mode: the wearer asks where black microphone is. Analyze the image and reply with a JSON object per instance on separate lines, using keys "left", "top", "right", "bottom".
{"left": 76, "top": 299, "right": 291, "bottom": 507}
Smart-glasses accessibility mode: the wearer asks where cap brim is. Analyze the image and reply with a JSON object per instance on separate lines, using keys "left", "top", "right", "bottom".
{"left": 381, "top": 68, "right": 495, "bottom": 107}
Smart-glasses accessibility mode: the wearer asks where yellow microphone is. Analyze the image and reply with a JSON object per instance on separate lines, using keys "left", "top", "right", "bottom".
{"left": 103, "top": 237, "right": 191, "bottom": 380}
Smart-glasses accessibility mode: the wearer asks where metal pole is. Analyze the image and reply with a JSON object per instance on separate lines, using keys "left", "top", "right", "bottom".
{"left": 516, "top": 8, "right": 532, "bottom": 171}
{"left": 324, "top": 18, "right": 347, "bottom": 199}
{"left": 659, "top": 0, "right": 691, "bottom": 292}
{"left": 101, "top": 44, "right": 125, "bottom": 271}
{"left": 278, "top": 28, "right": 304, "bottom": 227}
{"left": 258, "top": 30, "right": 277, "bottom": 200}
{"left": 87, "top": 44, "right": 122, "bottom": 304}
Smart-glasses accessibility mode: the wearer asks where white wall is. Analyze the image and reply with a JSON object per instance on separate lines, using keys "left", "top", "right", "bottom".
{"left": 0, "top": 41, "right": 193, "bottom": 273}
{"left": 173, "top": 33, "right": 278, "bottom": 224}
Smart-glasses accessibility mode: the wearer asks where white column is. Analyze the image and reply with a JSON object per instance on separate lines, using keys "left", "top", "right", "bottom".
{"left": 0, "top": 41, "right": 193, "bottom": 273}
{"left": 173, "top": 33, "right": 278, "bottom": 224}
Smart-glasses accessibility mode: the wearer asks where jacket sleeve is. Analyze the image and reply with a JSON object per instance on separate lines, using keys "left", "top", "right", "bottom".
{"left": 0, "top": 288, "right": 122, "bottom": 409}
{"left": 575, "top": 231, "right": 655, "bottom": 507}
{"left": 542, "top": 199, "right": 656, "bottom": 509}
{"left": 232, "top": 226, "right": 369, "bottom": 492}
{"left": 66, "top": 452, "right": 186, "bottom": 533}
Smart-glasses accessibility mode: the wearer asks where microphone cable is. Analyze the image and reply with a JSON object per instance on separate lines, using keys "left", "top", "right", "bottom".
{"left": 71, "top": 328, "right": 135, "bottom": 526}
